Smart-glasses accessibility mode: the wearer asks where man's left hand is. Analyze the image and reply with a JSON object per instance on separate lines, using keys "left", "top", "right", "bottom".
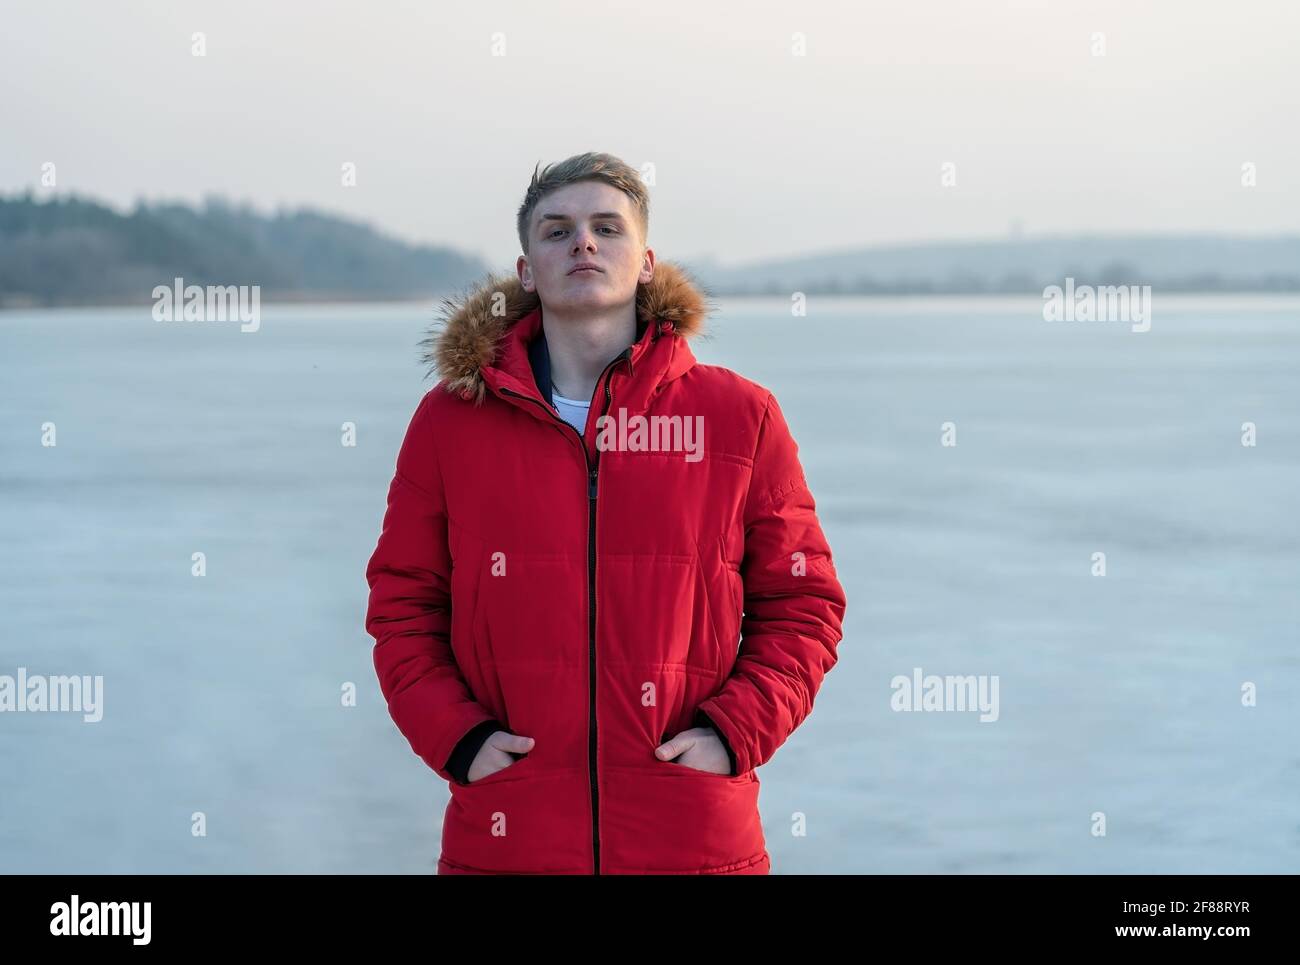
{"left": 654, "top": 726, "right": 731, "bottom": 775}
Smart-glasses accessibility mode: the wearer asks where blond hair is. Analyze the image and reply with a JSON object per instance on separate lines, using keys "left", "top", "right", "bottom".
{"left": 516, "top": 152, "right": 649, "bottom": 255}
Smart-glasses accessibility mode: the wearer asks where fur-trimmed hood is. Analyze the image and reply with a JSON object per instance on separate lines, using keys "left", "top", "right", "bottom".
{"left": 420, "top": 260, "right": 714, "bottom": 404}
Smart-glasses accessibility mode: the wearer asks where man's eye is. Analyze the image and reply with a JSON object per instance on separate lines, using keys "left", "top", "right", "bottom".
{"left": 547, "top": 225, "right": 618, "bottom": 238}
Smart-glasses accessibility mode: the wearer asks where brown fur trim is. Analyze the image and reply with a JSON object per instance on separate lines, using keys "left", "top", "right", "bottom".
{"left": 419, "top": 260, "right": 713, "bottom": 402}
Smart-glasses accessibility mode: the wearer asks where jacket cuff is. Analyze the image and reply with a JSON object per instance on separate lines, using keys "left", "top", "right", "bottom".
{"left": 445, "top": 718, "right": 502, "bottom": 786}
{"left": 694, "top": 708, "right": 738, "bottom": 776}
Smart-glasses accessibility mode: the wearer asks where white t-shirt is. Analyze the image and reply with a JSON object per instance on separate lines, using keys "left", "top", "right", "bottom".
{"left": 551, "top": 389, "right": 591, "bottom": 433}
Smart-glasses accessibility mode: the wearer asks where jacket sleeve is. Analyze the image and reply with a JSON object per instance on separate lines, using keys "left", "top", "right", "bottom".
{"left": 695, "top": 391, "right": 847, "bottom": 775}
{"left": 364, "top": 389, "right": 500, "bottom": 785}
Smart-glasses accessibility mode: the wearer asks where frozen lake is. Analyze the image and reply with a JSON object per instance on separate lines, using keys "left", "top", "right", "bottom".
{"left": 2, "top": 294, "right": 1297, "bottom": 873}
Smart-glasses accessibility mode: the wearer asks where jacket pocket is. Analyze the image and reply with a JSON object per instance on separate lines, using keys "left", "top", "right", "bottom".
{"left": 462, "top": 748, "right": 534, "bottom": 787}
{"left": 657, "top": 756, "right": 749, "bottom": 782}
{"left": 441, "top": 764, "right": 590, "bottom": 874}
{"left": 600, "top": 763, "right": 765, "bottom": 873}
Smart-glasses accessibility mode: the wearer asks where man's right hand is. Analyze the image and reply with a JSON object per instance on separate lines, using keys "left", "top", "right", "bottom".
{"left": 467, "top": 731, "right": 536, "bottom": 783}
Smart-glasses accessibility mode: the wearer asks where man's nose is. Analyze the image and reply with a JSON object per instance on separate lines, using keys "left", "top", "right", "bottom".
{"left": 571, "top": 228, "right": 598, "bottom": 253}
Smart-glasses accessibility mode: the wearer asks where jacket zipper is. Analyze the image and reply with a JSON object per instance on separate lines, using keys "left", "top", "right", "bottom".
{"left": 497, "top": 345, "right": 633, "bottom": 875}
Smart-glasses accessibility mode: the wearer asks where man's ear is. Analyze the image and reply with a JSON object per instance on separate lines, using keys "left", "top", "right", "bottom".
{"left": 516, "top": 255, "right": 534, "bottom": 293}
{"left": 638, "top": 247, "right": 655, "bottom": 286}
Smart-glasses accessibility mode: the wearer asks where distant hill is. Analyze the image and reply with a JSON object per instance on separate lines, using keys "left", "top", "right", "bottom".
{"left": 4, "top": 191, "right": 1298, "bottom": 307}
{"left": 691, "top": 235, "right": 1300, "bottom": 295}
{"left": 0, "top": 192, "right": 488, "bottom": 307}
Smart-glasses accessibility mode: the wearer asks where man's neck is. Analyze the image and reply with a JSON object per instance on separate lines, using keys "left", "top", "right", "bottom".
{"left": 543, "top": 305, "right": 638, "bottom": 402}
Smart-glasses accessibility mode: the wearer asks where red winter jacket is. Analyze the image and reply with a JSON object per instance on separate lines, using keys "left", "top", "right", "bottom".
{"left": 364, "top": 261, "right": 847, "bottom": 874}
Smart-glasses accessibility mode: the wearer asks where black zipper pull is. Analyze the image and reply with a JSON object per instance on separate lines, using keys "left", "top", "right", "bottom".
{"left": 588, "top": 467, "right": 598, "bottom": 499}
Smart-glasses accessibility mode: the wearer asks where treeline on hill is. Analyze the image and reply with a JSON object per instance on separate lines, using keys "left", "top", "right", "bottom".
{"left": 0, "top": 192, "right": 488, "bottom": 306}
{"left": 5, "top": 191, "right": 1299, "bottom": 306}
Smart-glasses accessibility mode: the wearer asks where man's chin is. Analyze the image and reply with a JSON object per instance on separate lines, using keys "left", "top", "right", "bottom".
{"left": 538, "top": 283, "right": 632, "bottom": 317}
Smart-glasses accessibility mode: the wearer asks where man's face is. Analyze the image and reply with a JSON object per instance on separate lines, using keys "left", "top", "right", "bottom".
{"left": 518, "top": 181, "right": 653, "bottom": 317}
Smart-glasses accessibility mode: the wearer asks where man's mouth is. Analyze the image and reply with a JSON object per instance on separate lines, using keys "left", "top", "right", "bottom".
{"left": 568, "top": 264, "right": 603, "bottom": 275}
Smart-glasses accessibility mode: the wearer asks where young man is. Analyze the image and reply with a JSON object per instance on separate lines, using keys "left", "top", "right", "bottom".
{"left": 364, "top": 152, "right": 847, "bottom": 875}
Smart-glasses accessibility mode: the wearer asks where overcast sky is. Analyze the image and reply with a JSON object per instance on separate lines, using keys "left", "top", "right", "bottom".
{"left": 3, "top": 0, "right": 1297, "bottom": 269}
